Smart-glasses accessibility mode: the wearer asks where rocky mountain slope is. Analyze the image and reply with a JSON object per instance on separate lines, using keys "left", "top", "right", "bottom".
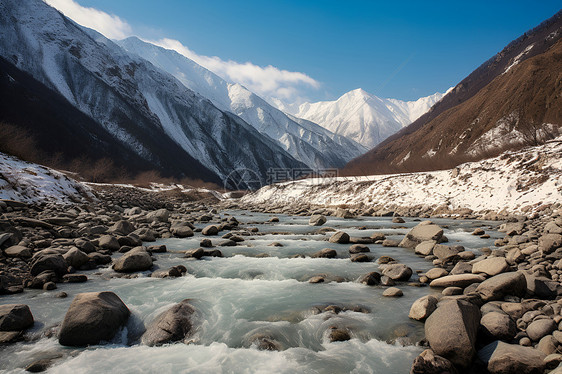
{"left": 119, "top": 37, "right": 366, "bottom": 169}
{"left": 0, "top": 0, "right": 306, "bottom": 188}
{"left": 242, "top": 138, "right": 562, "bottom": 215}
{"left": 345, "top": 10, "right": 562, "bottom": 175}
{"left": 289, "top": 88, "right": 446, "bottom": 149}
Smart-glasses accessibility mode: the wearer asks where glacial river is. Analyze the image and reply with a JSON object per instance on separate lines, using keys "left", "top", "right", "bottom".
{"left": 0, "top": 211, "right": 502, "bottom": 373}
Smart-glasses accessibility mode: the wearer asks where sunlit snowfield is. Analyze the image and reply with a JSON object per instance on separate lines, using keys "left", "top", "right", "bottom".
{"left": 0, "top": 211, "right": 503, "bottom": 374}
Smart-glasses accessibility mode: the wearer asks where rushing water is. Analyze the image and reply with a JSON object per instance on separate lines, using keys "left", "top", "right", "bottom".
{"left": 0, "top": 211, "right": 502, "bottom": 374}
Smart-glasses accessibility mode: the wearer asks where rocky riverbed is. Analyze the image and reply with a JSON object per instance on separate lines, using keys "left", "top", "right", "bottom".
{"left": 0, "top": 185, "right": 562, "bottom": 373}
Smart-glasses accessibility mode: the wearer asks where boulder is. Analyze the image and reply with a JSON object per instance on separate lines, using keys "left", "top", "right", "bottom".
{"left": 151, "top": 266, "right": 186, "bottom": 278}
{"left": 63, "top": 274, "right": 88, "bottom": 283}
{"left": 476, "top": 272, "right": 526, "bottom": 301}
{"left": 399, "top": 222, "right": 444, "bottom": 248}
{"left": 329, "top": 231, "right": 350, "bottom": 244}
{"left": 349, "top": 244, "right": 370, "bottom": 253}
{"left": 4, "top": 245, "right": 31, "bottom": 259}
{"left": 29, "top": 252, "right": 67, "bottom": 276}
{"left": 359, "top": 272, "right": 381, "bottom": 286}
{"left": 382, "top": 239, "right": 400, "bottom": 247}
{"left": 58, "top": 291, "right": 130, "bottom": 346}
{"left": 132, "top": 228, "right": 156, "bottom": 242}
{"left": 171, "top": 226, "right": 194, "bottom": 238}
{"left": 450, "top": 262, "right": 473, "bottom": 275}
{"left": 202, "top": 225, "right": 219, "bottom": 236}
{"left": 350, "top": 253, "right": 370, "bottom": 262}
{"left": 478, "top": 341, "right": 546, "bottom": 374}
{"left": 433, "top": 245, "right": 460, "bottom": 262}
{"left": 328, "top": 327, "right": 351, "bottom": 342}
{"left": 63, "top": 247, "right": 89, "bottom": 268}
{"left": 146, "top": 209, "right": 170, "bottom": 223}
{"left": 308, "top": 215, "right": 327, "bottom": 226}
{"left": 409, "top": 295, "right": 438, "bottom": 321}
{"left": 526, "top": 319, "right": 556, "bottom": 341}
{"left": 141, "top": 299, "right": 195, "bottom": 346}
{"left": 524, "top": 274, "right": 558, "bottom": 299}
{"left": 334, "top": 208, "right": 353, "bottom": 219}
{"left": 472, "top": 257, "right": 509, "bottom": 276}
{"left": 112, "top": 247, "right": 153, "bottom": 273}
{"left": 108, "top": 220, "right": 136, "bottom": 235}
{"left": 538, "top": 234, "right": 562, "bottom": 254}
{"left": 0, "top": 304, "right": 33, "bottom": 331}
{"left": 425, "top": 268, "right": 448, "bottom": 280}
{"left": 381, "top": 264, "right": 413, "bottom": 281}
{"left": 480, "top": 311, "right": 516, "bottom": 341}
{"left": 425, "top": 300, "right": 481, "bottom": 367}
{"left": 311, "top": 248, "right": 337, "bottom": 258}
{"left": 98, "top": 235, "right": 120, "bottom": 251}
{"left": 383, "top": 287, "right": 403, "bottom": 297}
{"left": 410, "top": 349, "right": 458, "bottom": 374}
{"left": 429, "top": 274, "right": 485, "bottom": 288}
{"left": 415, "top": 241, "right": 435, "bottom": 256}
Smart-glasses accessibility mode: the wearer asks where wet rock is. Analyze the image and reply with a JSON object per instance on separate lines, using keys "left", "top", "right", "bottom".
{"left": 171, "top": 226, "right": 194, "bottom": 238}
{"left": 334, "top": 208, "right": 353, "bottom": 219}
{"left": 58, "top": 291, "right": 130, "bottom": 346}
{"left": 480, "top": 311, "right": 516, "bottom": 341}
{"left": 370, "top": 232, "right": 386, "bottom": 241}
{"left": 249, "top": 334, "right": 282, "bottom": 351}
{"left": 0, "top": 304, "right": 34, "bottom": 332}
{"left": 151, "top": 266, "right": 187, "bottom": 278}
{"left": 382, "top": 239, "right": 400, "bottom": 247}
{"left": 185, "top": 248, "right": 205, "bottom": 259}
{"left": 311, "top": 248, "right": 337, "bottom": 258}
{"left": 4, "top": 245, "right": 32, "bottom": 259}
{"left": 433, "top": 244, "right": 460, "bottom": 262}
{"left": 381, "top": 264, "right": 412, "bottom": 281}
{"left": 202, "top": 225, "right": 219, "bottom": 236}
{"left": 25, "top": 357, "right": 58, "bottom": 372}
{"left": 392, "top": 217, "right": 405, "bottom": 224}
{"left": 478, "top": 341, "right": 546, "bottom": 374}
{"left": 399, "top": 222, "right": 444, "bottom": 248}
{"left": 112, "top": 247, "right": 153, "bottom": 273}
{"left": 308, "top": 214, "right": 327, "bottom": 226}
{"left": 425, "top": 268, "right": 448, "bottom": 280}
{"left": 350, "top": 253, "right": 370, "bottom": 262}
{"left": 141, "top": 299, "right": 195, "bottom": 346}
{"left": 409, "top": 295, "right": 438, "bottom": 321}
{"left": 349, "top": 244, "right": 370, "bottom": 253}
{"left": 309, "top": 276, "right": 324, "bottom": 283}
{"left": 526, "top": 318, "right": 556, "bottom": 341}
{"left": 329, "top": 231, "right": 350, "bottom": 244}
{"left": 328, "top": 327, "right": 350, "bottom": 342}
{"left": 425, "top": 299, "right": 480, "bottom": 367}
{"left": 472, "top": 257, "right": 509, "bottom": 276}
{"left": 429, "top": 274, "right": 485, "bottom": 288}
{"left": 147, "top": 244, "right": 167, "bottom": 253}
{"left": 200, "top": 239, "right": 213, "bottom": 248}
{"left": 383, "top": 287, "right": 403, "bottom": 297}
{"left": 62, "top": 274, "right": 88, "bottom": 283}
{"left": 43, "top": 282, "right": 56, "bottom": 290}
{"left": 476, "top": 272, "right": 527, "bottom": 301}
{"left": 218, "top": 239, "right": 236, "bottom": 247}
{"left": 359, "top": 272, "right": 381, "bottom": 286}
{"left": 410, "top": 349, "right": 458, "bottom": 374}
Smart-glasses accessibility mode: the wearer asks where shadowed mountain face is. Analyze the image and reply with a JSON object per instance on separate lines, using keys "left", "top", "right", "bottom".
{"left": 344, "top": 10, "right": 562, "bottom": 176}
{"left": 0, "top": 0, "right": 306, "bottom": 188}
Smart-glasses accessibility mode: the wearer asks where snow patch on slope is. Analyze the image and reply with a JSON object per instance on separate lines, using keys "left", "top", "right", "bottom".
{"left": 242, "top": 139, "right": 562, "bottom": 214}
{"left": 0, "top": 153, "right": 94, "bottom": 203}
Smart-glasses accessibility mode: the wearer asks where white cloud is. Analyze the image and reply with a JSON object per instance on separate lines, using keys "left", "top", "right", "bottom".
{"left": 44, "top": 0, "right": 132, "bottom": 40}
{"left": 44, "top": 0, "right": 320, "bottom": 105}
{"left": 149, "top": 38, "right": 319, "bottom": 103}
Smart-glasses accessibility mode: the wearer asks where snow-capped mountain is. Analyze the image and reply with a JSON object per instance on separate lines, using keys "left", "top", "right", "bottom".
{"left": 291, "top": 89, "right": 447, "bottom": 149}
{"left": 0, "top": 0, "right": 306, "bottom": 188}
{"left": 118, "top": 37, "right": 366, "bottom": 168}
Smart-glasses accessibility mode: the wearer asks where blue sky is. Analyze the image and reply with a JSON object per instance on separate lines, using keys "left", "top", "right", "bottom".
{"left": 50, "top": 0, "right": 561, "bottom": 103}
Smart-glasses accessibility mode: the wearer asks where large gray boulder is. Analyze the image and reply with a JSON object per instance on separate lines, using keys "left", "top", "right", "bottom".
{"left": 410, "top": 349, "right": 458, "bottom": 374}
{"left": 409, "top": 295, "right": 438, "bottom": 321}
{"left": 476, "top": 272, "right": 526, "bottom": 301}
{"left": 381, "top": 264, "right": 413, "bottom": 281}
{"left": 425, "top": 300, "right": 481, "bottom": 368}
{"left": 146, "top": 209, "right": 170, "bottom": 223}
{"left": 29, "top": 251, "right": 67, "bottom": 276}
{"left": 202, "top": 225, "right": 219, "bottom": 236}
{"left": 472, "top": 257, "right": 509, "bottom": 276}
{"left": 399, "top": 222, "right": 444, "bottom": 248}
{"left": 480, "top": 311, "right": 516, "bottom": 341}
{"left": 108, "top": 220, "right": 136, "bottom": 235}
{"left": 429, "top": 274, "right": 485, "bottom": 288}
{"left": 478, "top": 341, "right": 546, "bottom": 374}
{"left": 141, "top": 299, "right": 195, "bottom": 346}
{"left": 58, "top": 292, "right": 130, "bottom": 346}
{"left": 99, "top": 235, "right": 120, "bottom": 251}
{"left": 4, "top": 245, "right": 31, "bottom": 259}
{"left": 112, "top": 247, "right": 153, "bottom": 273}
{"left": 0, "top": 304, "right": 34, "bottom": 331}
{"left": 308, "top": 214, "right": 327, "bottom": 226}
{"left": 63, "top": 247, "right": 89, "bottom": 269}
{"left": 433, "top": 245, "right": 460, "bottom": 262}
{"left": 538, "top": 234, "right": 562, "bottom": 254}
{"left": 329, "top": 231, "right": 350, "bottom": 244}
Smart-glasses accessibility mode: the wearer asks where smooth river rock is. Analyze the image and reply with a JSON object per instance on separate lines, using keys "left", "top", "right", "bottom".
{"left": 429, "top": 274, "right": 485, "bottom": 288}
{"left": 141, "top": 299, "right": 195, "bottom": 346}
